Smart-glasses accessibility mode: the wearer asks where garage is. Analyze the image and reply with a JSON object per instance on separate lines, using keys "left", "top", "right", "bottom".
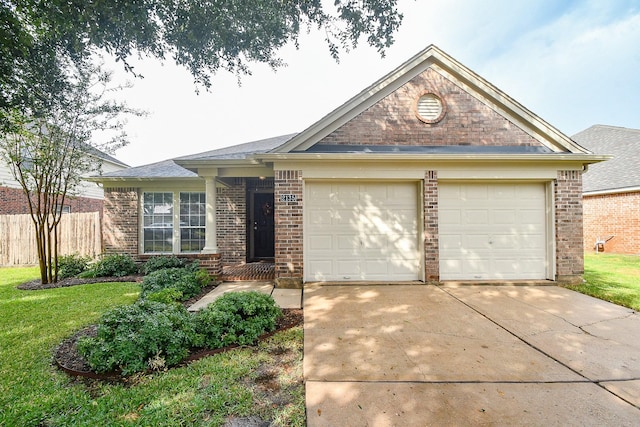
{"left": 438, "top": 182, "right": 549, "bottom": 280}
{"left": 304, "top": 181, "right": 421, "bottom": 281}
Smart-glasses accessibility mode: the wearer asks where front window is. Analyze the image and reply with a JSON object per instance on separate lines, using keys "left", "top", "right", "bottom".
{"left": 180, "top": 192, "right": 205, "bottom": 252}
{"left": 143, "top": 192, "right": 174, "bottom": 253}
{"left": 142, "top": 191, "right": 206, "bottom": 253}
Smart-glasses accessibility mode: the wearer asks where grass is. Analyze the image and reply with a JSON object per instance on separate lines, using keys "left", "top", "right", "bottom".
{"left": 0, "top": 267, "right": 305, "bottom": 427}
{"left": 569, "top": 253, "right": 640, "bottom": 311}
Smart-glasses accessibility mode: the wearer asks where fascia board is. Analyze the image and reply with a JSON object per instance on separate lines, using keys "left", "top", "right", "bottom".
{"left": 256, "top": 153, "right": 610, "bottom": 164}
{"left": 583, "top": 186, "right": 640, "bottom": 196}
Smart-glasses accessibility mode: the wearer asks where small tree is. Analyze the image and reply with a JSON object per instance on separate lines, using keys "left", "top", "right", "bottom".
{"left": 0, "top": 61, "right": 140, "bottom": 284}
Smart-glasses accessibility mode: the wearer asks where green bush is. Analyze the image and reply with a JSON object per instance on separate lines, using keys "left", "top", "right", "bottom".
{"left": 58, "top": 254, "right": 92, "bottom": 278}
{"left": 140, "top": 263, "right": 210, "bottom": 301}
{"left": 195, "top": 291, "right": 281, "bottom": 349}
{"left": 143, "top": 255, "right": 188, "bottom": 275}
{"left": 145, "top": 288, "right": 184, "bottom": 305}
{"left": 91, "top": 254, "right": 139, "bottom": 277}
{"left": 77, "top": 300, "right": 197, "bottom": 375}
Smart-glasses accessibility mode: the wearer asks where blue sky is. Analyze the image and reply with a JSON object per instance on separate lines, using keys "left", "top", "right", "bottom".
{"left": 108, "top": 0, "right": 640, "bottom": 166}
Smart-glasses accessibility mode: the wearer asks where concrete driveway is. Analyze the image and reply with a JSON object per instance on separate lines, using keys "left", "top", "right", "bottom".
{"left": 304, "top": 285, "right": 640, "bottom": 426}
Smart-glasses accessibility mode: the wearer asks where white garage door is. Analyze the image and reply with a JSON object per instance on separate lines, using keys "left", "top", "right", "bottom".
{"left": 305, "top": 182, "right": 421, "bottom": 282}
{"left": 439, "top": 182, "right": 548, "bottom": 280}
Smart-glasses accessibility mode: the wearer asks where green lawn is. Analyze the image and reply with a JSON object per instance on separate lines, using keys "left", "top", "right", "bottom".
{"left": 570, "top": 253, "right": 640, "bottom": 311}
{"left": 0, "top": 267, "right": 304, "bottom": 427}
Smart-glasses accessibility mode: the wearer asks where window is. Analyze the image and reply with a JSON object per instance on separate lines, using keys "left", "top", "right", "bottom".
{"left": 142, "top": 191, "right": 206, "bottom": 253}
{"left": 143, "top": 192, "right": 174, "bottom": 253}
{"left": 180, "top": 192, "right": 205, "bottom": 252}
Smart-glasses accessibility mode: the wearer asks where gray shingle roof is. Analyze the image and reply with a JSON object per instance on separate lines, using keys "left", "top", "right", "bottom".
{"left": 176, "top": 133, "right": 297, "bottom": 161}
{"left": 572, "top": 125, "right": 640, "bottom": 193}
{"left": 98, "top": 134, "right": 297, "bottom": 179}
{"left": 100, "top": 159, "right": 198, "bottom": 179}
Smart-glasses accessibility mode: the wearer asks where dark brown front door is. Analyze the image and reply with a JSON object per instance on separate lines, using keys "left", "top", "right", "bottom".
{"left": 250, "top": 192, "right": 275, "bottom": 260}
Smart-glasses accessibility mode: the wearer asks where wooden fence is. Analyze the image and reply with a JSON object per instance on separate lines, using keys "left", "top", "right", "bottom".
{"left": 0, "top": 212, "right": 102, "bottom": 266}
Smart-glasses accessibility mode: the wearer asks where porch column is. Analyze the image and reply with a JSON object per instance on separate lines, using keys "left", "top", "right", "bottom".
{"left": 202, "top": 175, "right": 219, "bottom": 254}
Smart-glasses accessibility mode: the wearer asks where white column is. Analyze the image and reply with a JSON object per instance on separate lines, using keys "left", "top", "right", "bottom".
{"left": 202, "top": 176, "right": 219, "bottom": 254}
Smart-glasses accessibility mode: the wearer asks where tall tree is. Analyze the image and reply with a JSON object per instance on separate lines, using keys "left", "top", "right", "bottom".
{"left": 0, "top": 62, "right": 141, "bottom": 284}
{"left": 1, "top": 1, "right": 403, "bottom": 116}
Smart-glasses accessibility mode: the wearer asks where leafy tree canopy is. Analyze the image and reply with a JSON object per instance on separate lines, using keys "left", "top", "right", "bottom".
{"left": 1, "top": 0, "right": 403, "bottom": 121}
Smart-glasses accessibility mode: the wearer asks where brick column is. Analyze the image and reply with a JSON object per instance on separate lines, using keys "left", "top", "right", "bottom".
{"left": 424, "top": 171, "right": 439, "bottom": 283}
{"left": 555, "top": 170, "right": 584, "bottom": 283}
{"left": 103, "top": 187, "right": 138, "bottom": 257}
{"left": 274, "top": 170, "right": 303, "bottom": 288}
{"left": 216, "top": 180, "right": 246, "bottom": 266}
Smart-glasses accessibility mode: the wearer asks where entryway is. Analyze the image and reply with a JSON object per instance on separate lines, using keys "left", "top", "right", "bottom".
{"left": 247, "top": 178, "right": 275, "bottom": 262}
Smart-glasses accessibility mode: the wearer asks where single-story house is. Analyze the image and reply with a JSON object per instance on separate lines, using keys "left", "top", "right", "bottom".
{"left": 573, "top": 125, "right": 640, "bottom": 255}
{"left": 96, "top": 45, "right": 605, "bottom": 286}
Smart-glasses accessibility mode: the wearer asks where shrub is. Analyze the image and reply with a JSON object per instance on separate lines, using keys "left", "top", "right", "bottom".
{"left": 143, "top": 255, "right": 188, "bottom": 275}
{"left": 91, "top": 254, "right": 139, "bottom": 277}
{"left": 58, "top": 254, "right": 92, "bottom": 279}
{"left": 145, "top": 288, "right": 184, "bottom": 305}
{"left": 77, "top": 300, "right": 197, "bottom": 375}
{"left": 194, "top": 291, "right": 281, "bottom": 349}
{"left": 140, "top": 263, "right": 210, "bottom": 301}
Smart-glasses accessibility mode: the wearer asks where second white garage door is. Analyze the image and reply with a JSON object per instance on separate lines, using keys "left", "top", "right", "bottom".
{"left": 439, "top": 182, "right": 548, "bottom": 281}
{"left": 305, "top": 182, "right": 421, "bottom": 282}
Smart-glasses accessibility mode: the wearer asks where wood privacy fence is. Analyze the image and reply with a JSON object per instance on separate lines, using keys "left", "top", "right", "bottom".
{"left": 0, "top": 212, "right": 102, "bottom": 266}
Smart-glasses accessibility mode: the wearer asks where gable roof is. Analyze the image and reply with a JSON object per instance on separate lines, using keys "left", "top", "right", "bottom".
{"left": 572, "top": 125, "right": 640, "bottom": 194}
{"left": 273, "top": 45, "right": 589, "bottom": 155}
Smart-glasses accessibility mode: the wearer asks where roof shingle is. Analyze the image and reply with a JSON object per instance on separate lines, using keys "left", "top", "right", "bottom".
{"left": 572, "top": 125, "right": 640, "bottom": 193}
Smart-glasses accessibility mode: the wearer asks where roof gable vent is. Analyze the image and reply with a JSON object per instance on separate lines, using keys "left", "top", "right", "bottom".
{"left": 415, "top": 93, "right": 445, "bottom": 123}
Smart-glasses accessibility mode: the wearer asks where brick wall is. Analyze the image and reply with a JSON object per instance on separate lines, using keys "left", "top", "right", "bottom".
{"left": 583, "top": 192, "right": 640, "bottom": 255}
{"left": 555, "top": 171, "right": 584, "bottom": 282}
{"left": 0, "top": 185, "right": 103, "bottom": 214}
{"left": 319, "top": 68, "right": 542, "bottom": 147}
{"left": 217, "top": 181, "right": 247, "bottom": 266}
{"left": 424, "top": 171, "right": 439, "bottom": 282}
{"left": 103, "top": 187, "right": 138, "bottom": 256}
{"left": 274, "top": 170, "right": 303, "bottom": 287}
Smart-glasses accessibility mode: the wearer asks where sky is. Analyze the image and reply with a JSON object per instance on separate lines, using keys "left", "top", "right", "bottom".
{"left": 105, "top": 0, "right": 640, "bottom": 167}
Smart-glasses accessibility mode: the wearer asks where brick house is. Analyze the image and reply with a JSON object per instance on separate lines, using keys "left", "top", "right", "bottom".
{"left": 573, "top": 125, "right": 640, "bottom": 255}
{"left": 95, "top": 45, "right": 605, "bottom": 286}
{"left": 1, "top": 149, "right": 128, "bottom": 215}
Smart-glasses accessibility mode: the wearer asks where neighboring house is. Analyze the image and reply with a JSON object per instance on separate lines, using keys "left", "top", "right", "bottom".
{"left": 0, "top": 148, "right": 128, "bottom": 215}
{"left": 96, "top": 45, "right": 605, "bottom": 286}
{"left": 573, "top": 125, "right": 640, "bottom": 255}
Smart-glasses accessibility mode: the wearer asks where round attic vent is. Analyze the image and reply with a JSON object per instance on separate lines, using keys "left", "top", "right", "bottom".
{"left": 415, "top": 93, "right": 445, "bottom": 123}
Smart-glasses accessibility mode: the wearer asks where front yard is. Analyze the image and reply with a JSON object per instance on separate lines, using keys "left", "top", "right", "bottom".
{"left": 0, "top": 267, "right": 304, "bottom": 427}
{"left": 569, "top": 253, "right": 640, "bottom": 311}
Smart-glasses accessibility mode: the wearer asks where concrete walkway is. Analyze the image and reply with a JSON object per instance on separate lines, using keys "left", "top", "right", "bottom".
{"left": 304, "top": 284, "right": 640, "bottom": 426}
{"left": 188, "top": 281, "right": 302, "bottom": 311}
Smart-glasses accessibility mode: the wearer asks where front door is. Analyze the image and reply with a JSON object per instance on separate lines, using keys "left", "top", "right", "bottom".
{"left": 249, "top": 192, "right": 275, "bottom": 260}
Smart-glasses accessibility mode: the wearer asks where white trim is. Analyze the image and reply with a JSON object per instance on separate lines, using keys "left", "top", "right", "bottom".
{"left": 583, "top": 186, "right": 640, "bottom": 197}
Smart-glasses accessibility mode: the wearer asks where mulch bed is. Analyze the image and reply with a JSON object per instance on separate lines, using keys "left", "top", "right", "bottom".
{"left": 53, "top": 309, "right": 303, "bottom": 380}
{"left": 18, "top": 275, "right": 144, "bottom": 290}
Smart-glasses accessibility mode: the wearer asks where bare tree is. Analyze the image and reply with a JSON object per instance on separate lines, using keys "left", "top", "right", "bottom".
{"left": 0, "top": 61, "right": 141, "bottom": 283}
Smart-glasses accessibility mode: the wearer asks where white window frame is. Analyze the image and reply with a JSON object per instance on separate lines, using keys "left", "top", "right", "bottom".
{"left": 140, "top": 186, "right": 206, "bottom": 254}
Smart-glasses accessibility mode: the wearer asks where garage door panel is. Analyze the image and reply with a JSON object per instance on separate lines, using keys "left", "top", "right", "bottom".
{"left": 308, "top": 235, "right": 333, "bottom": 250}
{"left": 439, "top": 183, "right": 548, "bottom": 281}
{"left": 305, "top": 182, "right": 420, "bottom": 282}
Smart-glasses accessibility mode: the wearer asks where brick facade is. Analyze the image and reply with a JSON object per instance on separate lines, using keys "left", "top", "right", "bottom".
{"left": 319, "top": 68, "right": 542, "bottom": 148}
{"left": 424, "top": 171, "right": 439, "bottom": 282}
{"left": 0, "top": 185, "right": 103, "bottom": 214}
{"left": 216, "top": 181, "right": 247, "bottom": 266}
{"left": 274, "top": 170, "right": 303, "bottom": 287}
{"left": 555, "top": 171, "right": 584, "bottom": 282}
{"left": 103, "top": 187, "right": 138, "bottom": 256}
{"left": 583, "top": 192, "right": 640, "bottom": 255}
